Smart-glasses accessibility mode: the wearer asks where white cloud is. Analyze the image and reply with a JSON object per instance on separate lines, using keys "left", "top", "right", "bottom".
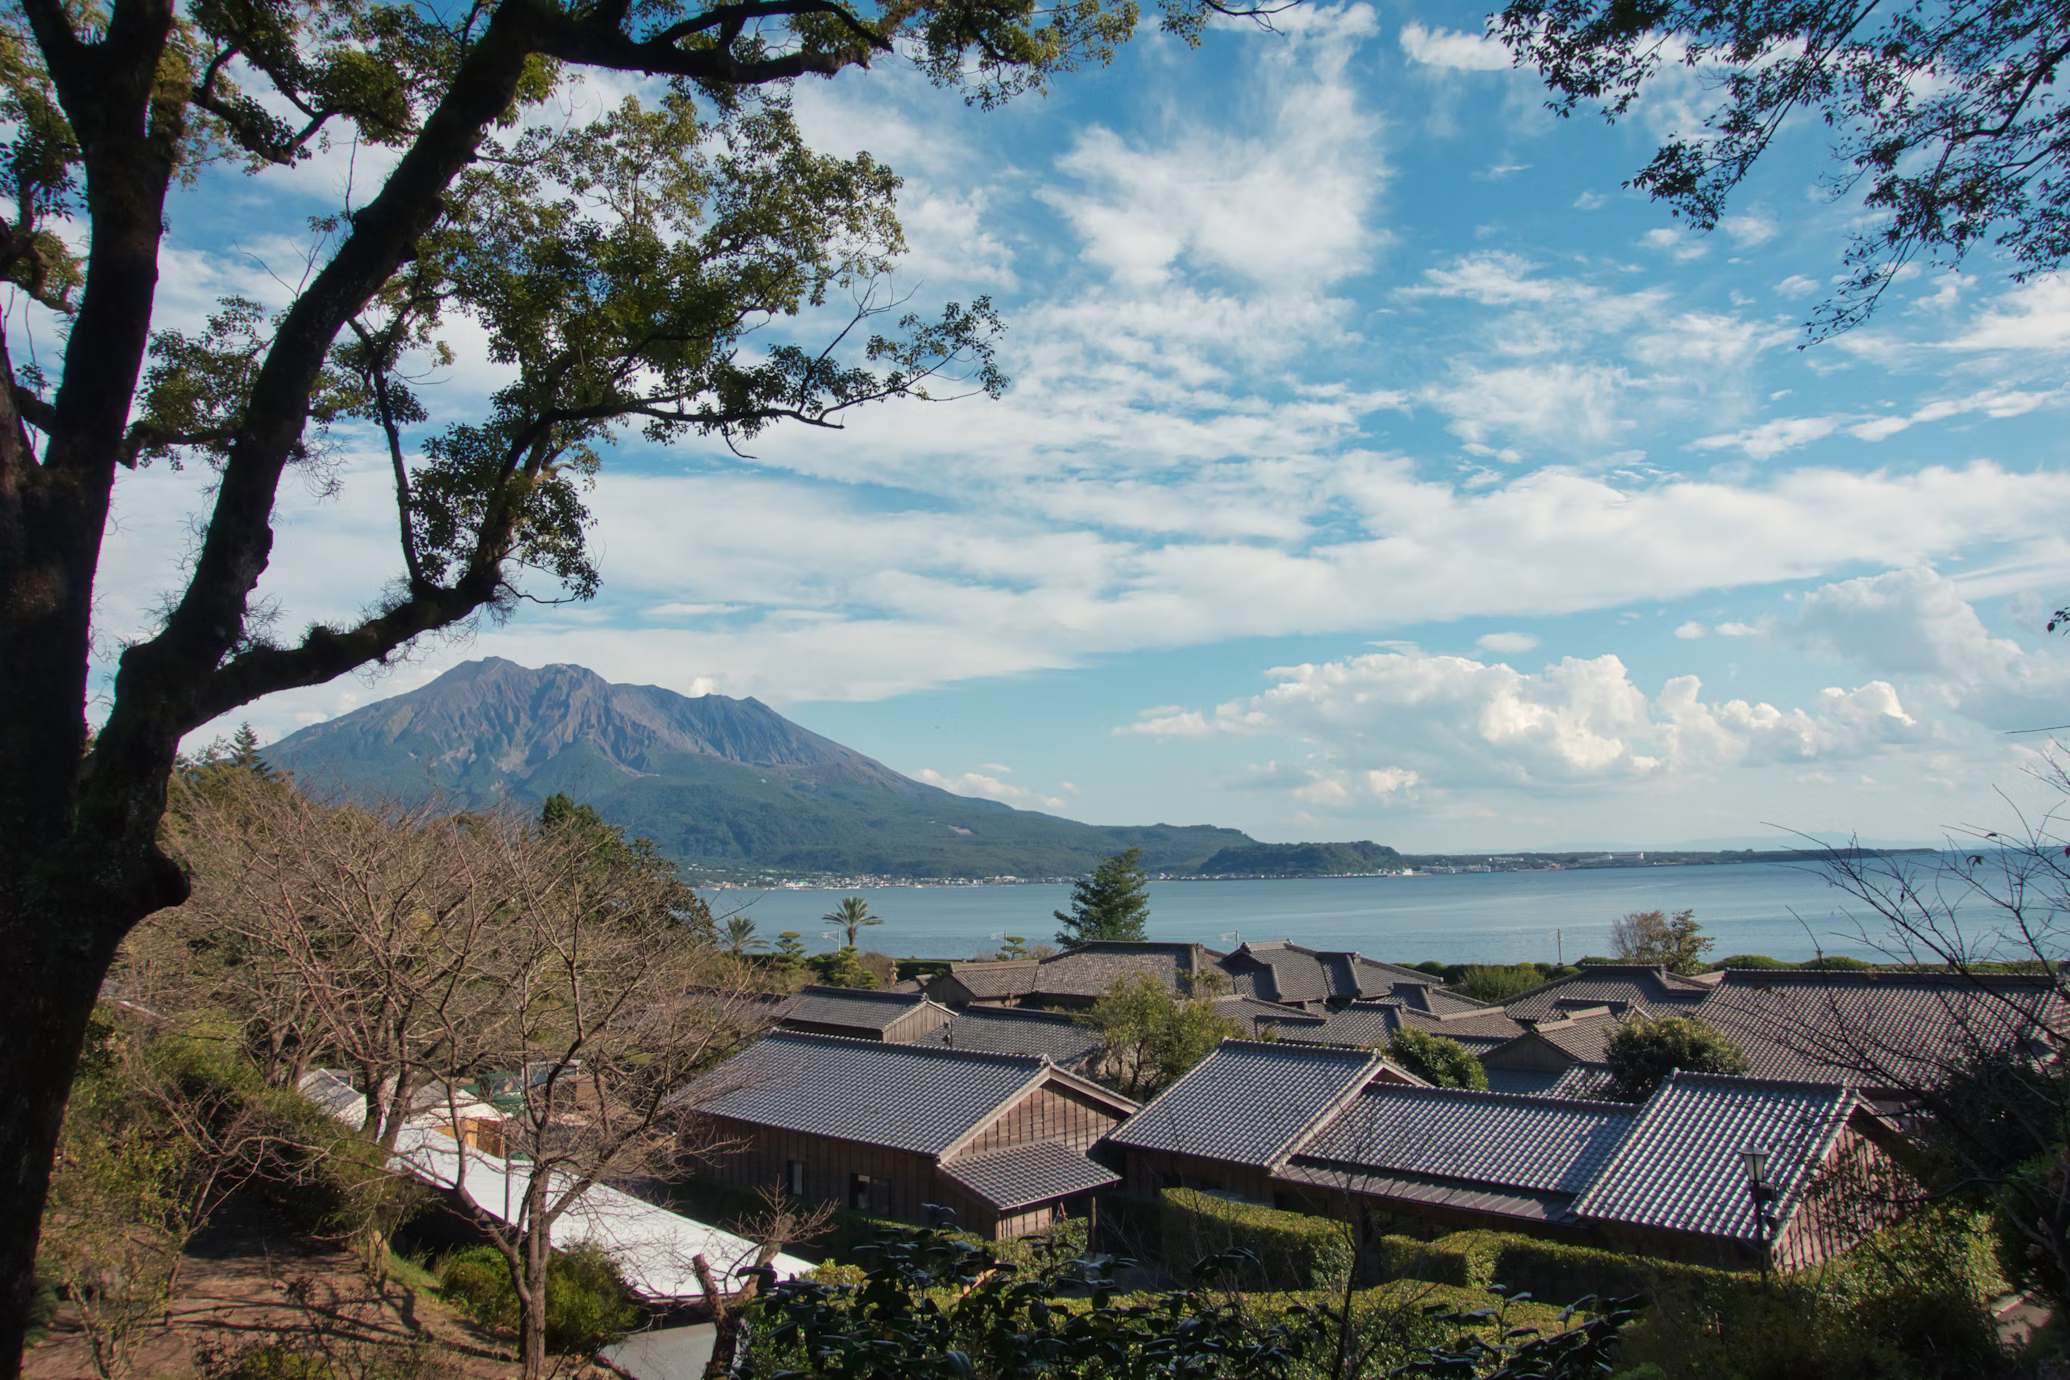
{"left": 1673, "top": 621, "right": 1707, "bottom": 639}
{"left": 1399, "top": 22, "right": 1512, "bottom": 70}
{"left": 1642, "top": 226, "right": 1709, "bottom": 262}
{"left": 1720, "top": 214, "right": 1779, "bottom": 248}
{"left": 1789, "top": 567, "right": 2070, "bottom": 727}
{"left": 1716, "top": 621, "right": 1759, "bottom": 636}
{"left": 1950, "top": 275, "right": 2070, "bottom": 351}
{"left": 1477, "top": 631, "right": 1540, "bottom": 653}
{"left": 1124, "top": 648, "right": 1921, "bottom": 788}
{"left": 914, "top": 766, "right": 1069, "bottom": 810}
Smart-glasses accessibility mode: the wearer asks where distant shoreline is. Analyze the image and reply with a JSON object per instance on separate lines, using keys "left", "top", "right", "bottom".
{"left": 696, "top": 846, "right": 1943, "bottom": 890}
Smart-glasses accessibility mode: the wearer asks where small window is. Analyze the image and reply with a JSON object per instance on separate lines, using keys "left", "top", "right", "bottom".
{"left": 787, "top": 1160, "right": 805, "bottom": 1197}
{"left": 849, "top": 1173, "right": 873, "bottom": 1212}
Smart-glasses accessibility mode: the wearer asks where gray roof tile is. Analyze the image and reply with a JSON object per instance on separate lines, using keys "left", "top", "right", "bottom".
{"left": 1502, "top": 966, "right": 1713, "bottom": 1023}
{"left": 1212, "top": 996, "right": 1328, "bottom": 1038}
{"left": 1215, "top": 943, "right": 1445, "bottom": 1005}
{"left": 1291, "top": 1084, "right": 1636, "bottom": 1198}
{"left": 781, "top": 986, "right": 943, "bottom": 1034}
{"left": 1572, "top": 1072, "right": 1856, "bottom": 1244}
{"left": 1105, "top": 1041, "right": 1384, "bottom": 1167}
{"left": 691, "top": 1031, "right": 1047, "bottom": 1155}
{"left": 919, "top": 1007, "right": 1103, "bottom": 1065}
{"left": 940, "top": 1141, "right": 1120, "bottom": 1211}
{"left": 1691, "top": 969, "right": 2061, "bottom": 1089}
{"left": 1284, "top": 1002, "right": 1523, "bottom": 1053}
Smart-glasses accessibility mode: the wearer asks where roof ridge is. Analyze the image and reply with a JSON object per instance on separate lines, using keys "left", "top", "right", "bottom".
{"left": 797, "top": 984, "right": 925, "bottom": 1004}
{"left": 1716, "top": 967, "right": 2059, "bottom": 987}
{"left": 760, "top": 1028, "right": 1047, "bottom": 1069}
{"left": 1660, "top": 1068, "right": 1854, "bottom": 1097}
{"left": 1356, "top": 1081, "right": 1639, "bottom": 1114}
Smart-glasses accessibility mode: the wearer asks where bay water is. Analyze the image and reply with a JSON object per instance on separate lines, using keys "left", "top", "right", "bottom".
{"left": 713, "top": 860, "right": 1966, "bottom": 966}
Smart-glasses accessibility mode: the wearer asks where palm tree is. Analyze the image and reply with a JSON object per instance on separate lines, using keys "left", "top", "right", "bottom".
{"left": 824, "top": 896, "right": 883, "bottom": 950}
{"left": 722, "top": 913, "right": 766, "bottom": 955}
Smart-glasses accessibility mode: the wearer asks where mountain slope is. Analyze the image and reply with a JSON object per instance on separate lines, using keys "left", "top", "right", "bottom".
{"left": 268, "top": 659, "right": 1254, "bottom": 878}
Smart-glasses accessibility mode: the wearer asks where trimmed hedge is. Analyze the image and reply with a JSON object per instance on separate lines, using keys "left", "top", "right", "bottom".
{"left": 1159, "top": 1188, "right": 1353, "bottom": 1292}
{"left": 1369, "top": 1230, "right": 1730, "bottom": 1301}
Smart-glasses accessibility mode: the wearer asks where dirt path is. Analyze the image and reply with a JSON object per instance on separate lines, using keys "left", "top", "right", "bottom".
{"left": 26, "top": 1191, "right": 521, "bottom": 1379}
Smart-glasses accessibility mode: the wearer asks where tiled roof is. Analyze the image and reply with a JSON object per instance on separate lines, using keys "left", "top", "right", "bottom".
{"left": 1482, "top": 1068, "right": 1568, "bottom": 1097}
{"left": 689, "top": 1031, "right": 1049, "bottom": 1155}
{"left": 921, "top": 1007, "right": 1103, "bottom": 1065}
{"left": 940, "top": 1141, "right": 1120, "bottom": 1211}
{"left": 1548, "top": 1064, "right": 1614, "bottom": 1100}
{"left": 1212, "top": 996, "right": 1328, "bottom": 1038}
{"left": 1398, "top": 985, "right": 1495, "bottom": 1016}
{"left": 936, "top": 960, "right": 1040, "bottom": 1000}
{"left": 1525, "top": 1011, "right": 1622, "bottom": 1064}
{"left": 1502, "top": 966, "right": 1714, "bottom": 1023}
{"left": 1105, "top": 1041, "right": 1386, "bottom": 1167}
{"left": 1284, "top": 1002, "right": 1524, "bottom": 1053}
{"left": 1215, "top": 943, "right": 1444, "bottom": 1005}
{"left": 1272, "top": 1162, "right": 1577, "bottom": 1223}
{"left": 1572, "top": 1072, "right": 1856, "bottom": 1245}
{"left": 1290, "top": 1084, "right": 1636, "bottom": 1199}
{"left": 780, "top": 985, "right": 946, "bottom": 1033}
{"left": 1691, "top": 969, "right": 2062, "bottom": 1090}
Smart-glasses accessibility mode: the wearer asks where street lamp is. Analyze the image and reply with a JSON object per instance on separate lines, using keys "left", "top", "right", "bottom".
{"left": 1740, "top": 1144, "right": 1777, "bottom": 1288}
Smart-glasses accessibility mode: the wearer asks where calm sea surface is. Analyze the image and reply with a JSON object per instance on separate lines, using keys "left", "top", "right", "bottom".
{"left": 711, "top": 861, "right": 1970, "bottom": 965}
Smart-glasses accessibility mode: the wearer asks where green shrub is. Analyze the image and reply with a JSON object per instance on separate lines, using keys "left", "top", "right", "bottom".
{"left": 1387, "top": 1027, "right": 1489, "bottom": 1090}
{"left": 438, "top": 1242, "right": 637, "bottom": 1354}
{"left": 1708, "top": 954, "right": 1789, "bottom": 970}
{"left": 1159, "top": 1188, "right": 1352, "bottom": 1292}
{"left": 1603, "top": 1012, "right": 1750, "bottom": 1103}
{"left": 1455, "top": 964, "right": 1548, "bottom": 1004}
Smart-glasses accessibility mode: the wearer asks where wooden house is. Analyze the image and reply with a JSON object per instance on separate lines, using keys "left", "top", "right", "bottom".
{"left": 684, "top": 1031, "right": 1138, "bottom": 1239}
{"left": 777, "top": 985, "right": 953, "bottom": 1042}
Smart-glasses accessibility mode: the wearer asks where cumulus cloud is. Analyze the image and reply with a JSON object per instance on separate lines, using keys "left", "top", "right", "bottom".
{"left": 1122, "top": 648, "right": 1920, "bottom": 795}
{"left": 1788, "top": 567, "right": 2070, "bottom": 726}
{"left": 1477, "top": 631, "right": 1540, "bottom": 653}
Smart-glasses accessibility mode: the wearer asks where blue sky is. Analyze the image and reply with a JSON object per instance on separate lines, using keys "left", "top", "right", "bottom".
{"left": 78, "top": 1, "right": 2070, "bottom": 851}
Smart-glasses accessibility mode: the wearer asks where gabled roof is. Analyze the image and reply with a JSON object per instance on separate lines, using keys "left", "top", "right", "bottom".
{"left": 1275, "top": 1083, "right": 1637, "bottom": 1221}
{"left": 689, "top": 1031, "right": 1068, "bottom": 1156}
{"left": 1105, "top": 1041, "right": 1399, "bottom": 1168}
{"left": 1283, "top": 1001, "right": 1524, "bottom": 1053}
{"left": 780, "top": 985, "right": 949, "bottom": 1034}
{"left": 941, "top": 1141, "right": 1120, "bottom": 1212}
{"left": 1482, "top": 1010, "right": 1622, "bottom": 1068}
{"left": 1572, "top": 1071, "right": 1858, "bottom": 1245}
{"left": 920, "top": 1006, "right": 1104, "bottom": 1065}
{"left": 935, "top": 960, "right": 1041, "bottom": 1000}
{"left": 1214, "top": 942, "right": 1443, "bottom": 1005}
{"left": 1212, "top": 995, "right": 1329, "bottom": 1038}
{"left": 1690, "top": 968, "right": 2062, "bottom": 1090}
{"left": 1502, "top": 966, "right": 1714, "bottom": 1023}
{"left": 1289, "top": 1083, "right": 1636, "bottom": 1199}
{"left": 931, "top": 943, "right": 1226, "bottom": 1005}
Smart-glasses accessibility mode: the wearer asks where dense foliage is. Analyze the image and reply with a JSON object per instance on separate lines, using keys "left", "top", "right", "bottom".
{"left": 439, "top": 1243, "right": 637, "bottom": 1356}
{"left": 1603, "top": 1013, "right": 1750, "bottom": 1102}
{"left": 1608, "top": 910, "right": 1713, "bottom": 975}
{"left": 1055, "top": 848, "right": 1153, "bottom": 947}
{"left": 1386, "top": 1028, "right": 1490, "bottom": 1092}
{"left": 1078, "top": 972, "right": 1242, "bottom": 1100}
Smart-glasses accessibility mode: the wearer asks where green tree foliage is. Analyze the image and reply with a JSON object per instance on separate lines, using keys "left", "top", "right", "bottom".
{"left": 823, "top": 896, "right": 883, "bottom": 950}
{"left": 1077, "top": 971, "right": 1239, "bottom": 1100}
{"left": 1387, "top": 1027, "right": 1490, "bottom": 1091}
{"left": 440, "top": 1243, "right": 637, "bottom": 1357}
{"left": 0, "top": 0, "right": 1265, "bottom": 1351}
{"left": 1497, "top": 0, "right": 2070, "bottom": 339}
{"left": 770, "top": 932, "right": 811, "bottom": 983}
{"left": 807, "top": 946, "right": 879, "bottom": 990}
{"left": 1608, "top": 909, "right": 1713, "bottom": 974}
{"left": 1053, "top": 847, "right": 1151, "bottom": 947}
{"left": 723, "top": 913, "right": 767, "bottom": 955}
{"left": 739, "top": 1218, "right": 1642, "bottom": 1380}
{"left": 1455, "top": 963, "right": 1546, "bottom": 1005}
{"left": 538, "top": 793, "right": 715, "bottom": 939}
{"left": 1603, "top": 1013, "right": 1750, "bottom": 1103}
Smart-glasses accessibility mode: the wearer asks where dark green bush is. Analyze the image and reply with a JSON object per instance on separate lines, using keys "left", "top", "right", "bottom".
{"left": 1387, "top": 1027, "right": 1489, "bottom": 1090}
{"left": 1708, "top": 954, "right": 1789, "bottom": 970}
{"left": 1159, "top": 1188, "right": 1352, "bottom": 1292}
{"left": 439, "top": 1242, "right": 637, "bottom": 1355}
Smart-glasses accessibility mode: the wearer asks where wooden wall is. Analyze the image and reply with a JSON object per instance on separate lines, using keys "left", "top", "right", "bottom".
{"left": 956, "top": 1082, "right": 1121, "bottom": 1158}
{"left": 1120, "top": 1147, "right": 1275, "bottom": 1203}
{"left": 698, "top": 1116, "right": 940, "bottom": 1224}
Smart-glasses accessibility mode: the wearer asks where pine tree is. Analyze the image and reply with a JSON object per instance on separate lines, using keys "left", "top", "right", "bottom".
{"left": 1054, "top": 848, "right": 1151, "bottom": 948}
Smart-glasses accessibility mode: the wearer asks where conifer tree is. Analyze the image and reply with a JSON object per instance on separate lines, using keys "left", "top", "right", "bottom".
{"left": 1054, "top": 848, "right": 1151, "bottom": 948}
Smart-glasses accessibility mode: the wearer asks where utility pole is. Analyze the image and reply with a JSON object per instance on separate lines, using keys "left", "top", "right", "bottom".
{"left": 1553, "top": 929, "right": 1564, "bottom": 966}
